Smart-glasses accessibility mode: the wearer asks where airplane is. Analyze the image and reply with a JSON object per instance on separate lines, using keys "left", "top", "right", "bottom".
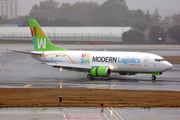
{"left": 13, "top": 19, "right": 173, "bottom": 80}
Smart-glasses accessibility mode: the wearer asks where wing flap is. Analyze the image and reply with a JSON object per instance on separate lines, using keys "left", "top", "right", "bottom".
{"left": 47, "top": 63, "right": 92, "bottom": 72}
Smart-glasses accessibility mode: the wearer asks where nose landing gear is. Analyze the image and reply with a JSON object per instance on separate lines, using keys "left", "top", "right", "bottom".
{"left": 151, "top": 72, "right": 162, "bottom": 80}
{"left": 151, "top": 75, "right": 156, "bottom": 80}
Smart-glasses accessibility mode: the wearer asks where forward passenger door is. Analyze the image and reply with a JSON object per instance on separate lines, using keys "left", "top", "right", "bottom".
{"left": 144, "top": 56, "right": 149, "bottom": 66}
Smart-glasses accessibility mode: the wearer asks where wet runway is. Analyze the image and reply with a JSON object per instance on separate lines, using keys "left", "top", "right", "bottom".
{"left": 1, "top": 44, "right": 180, "bottom": 120}
{"left": 1, "top": 107, "right": 180, "bottom": 120}
{"left": 0, "top": 44, "right": 180, "bottom": 91}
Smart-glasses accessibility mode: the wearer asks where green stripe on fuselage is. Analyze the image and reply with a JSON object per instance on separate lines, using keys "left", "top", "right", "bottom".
{"left": 113, "top": 71, "right": 162, "bottom": 76}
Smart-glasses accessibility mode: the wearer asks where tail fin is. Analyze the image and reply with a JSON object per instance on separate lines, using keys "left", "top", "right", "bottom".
{"left": 29, "top": 19, "right": 67, "bottom": 51}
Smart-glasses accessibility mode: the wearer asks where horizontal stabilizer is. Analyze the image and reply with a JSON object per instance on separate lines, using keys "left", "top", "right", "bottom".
{"left": 11, "top": 50, "right": 43, "bottom": 55}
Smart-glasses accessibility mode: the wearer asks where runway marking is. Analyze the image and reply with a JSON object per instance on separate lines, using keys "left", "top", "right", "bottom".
{"left": 65, "top": 113, "right": 105, "bottom": 117}
{"left": 89, "top": 85, "right": 107, "bottom": 88}
{"left": 111, "top": 107, "right": 124, "bottom": 120}
{"left": 24, "top": 84, "right": 32, "bottom": 88}
{"left": 64, "top": 113, "right": 108, "bottom": 120}
{"left": 117, "top": 108, "right": 134, "bottom": 120}
{"left": 107, "top": 107, "right": 134, "bottom": 120}
{"left": 107, "top": 107, "right": 119, "bottom": 120}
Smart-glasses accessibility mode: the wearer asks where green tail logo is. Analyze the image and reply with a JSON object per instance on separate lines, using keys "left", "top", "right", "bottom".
{"left": 29, "top": 19, "right": 67, "bottom": 51}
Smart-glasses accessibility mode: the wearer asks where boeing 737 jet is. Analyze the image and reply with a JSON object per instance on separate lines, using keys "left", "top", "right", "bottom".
{"left": 14, "top": 19, "right": 173, "bottom": 80}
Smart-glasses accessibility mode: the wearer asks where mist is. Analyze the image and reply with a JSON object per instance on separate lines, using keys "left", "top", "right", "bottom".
{"left": 19, "top": 0, "right": 180, "bottom": 17}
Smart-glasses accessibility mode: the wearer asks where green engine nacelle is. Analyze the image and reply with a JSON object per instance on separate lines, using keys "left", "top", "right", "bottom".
{"left": 90, "top": 67, "right": 112, "bottom": 77}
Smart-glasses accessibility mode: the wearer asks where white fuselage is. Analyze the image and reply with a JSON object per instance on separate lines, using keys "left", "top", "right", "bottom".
{"left": 32, "top": 51, "right": 172, "bottom": 73}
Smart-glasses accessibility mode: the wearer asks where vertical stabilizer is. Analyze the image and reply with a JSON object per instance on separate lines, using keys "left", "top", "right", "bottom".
{"left": 29, "top": 19, "right": 67, "bottom": 51}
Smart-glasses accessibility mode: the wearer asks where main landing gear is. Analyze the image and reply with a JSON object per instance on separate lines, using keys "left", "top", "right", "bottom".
{"left": 87, "top": 74, "right": 94, "bottom": 80}
{"left": 151, "top": 75, "right": 156, "bottom": 80}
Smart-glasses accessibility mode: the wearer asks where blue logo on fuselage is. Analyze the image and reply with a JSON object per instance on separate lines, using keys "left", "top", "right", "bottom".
{"left": 118, "top": 57, "right": 140, "bottom": 64}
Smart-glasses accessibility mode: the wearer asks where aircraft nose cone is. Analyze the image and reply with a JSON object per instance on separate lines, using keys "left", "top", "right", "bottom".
{"left": 166, "top": 62, "right": 173, "bottom": 70}
{"left": 169, "top": 63, "right": 173, "bottom": 69}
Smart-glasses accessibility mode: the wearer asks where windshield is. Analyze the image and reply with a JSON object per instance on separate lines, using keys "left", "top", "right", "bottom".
{"left": 155, "top": 59, "right": 165, "bottom": 62}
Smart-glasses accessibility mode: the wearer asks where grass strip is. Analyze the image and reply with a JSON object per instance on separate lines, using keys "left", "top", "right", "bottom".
{"left": 163, "top": 56, "right": 180, "bottom": 64}
{"left": 0, "top": 88, "right": 180, "bottom": 108}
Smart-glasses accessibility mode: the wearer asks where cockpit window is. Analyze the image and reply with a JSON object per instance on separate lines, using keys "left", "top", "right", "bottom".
{"left": 155, "top": 59, "right": 165, "bottom": 62}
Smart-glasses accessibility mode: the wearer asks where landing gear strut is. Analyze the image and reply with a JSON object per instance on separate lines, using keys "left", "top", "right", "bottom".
{"left": 87, "top": 74, "right": 94, "bottom": 80}
{"left": 151, "top": 75, "right": 156, "bottom": 80}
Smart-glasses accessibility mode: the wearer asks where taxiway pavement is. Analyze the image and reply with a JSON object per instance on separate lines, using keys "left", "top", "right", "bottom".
{"left": 1, "top": 44, "right": 180, "bottom": 120}
{"left": 0, "top": 44, "right": 180, "bottom": 91}
{"left": 0, "top": 107, "right": 180, "bottom": 120}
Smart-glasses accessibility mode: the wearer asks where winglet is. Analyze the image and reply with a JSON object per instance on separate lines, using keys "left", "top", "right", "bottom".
{"left": 29, "top": 19, "right": 67, "bottom": 51}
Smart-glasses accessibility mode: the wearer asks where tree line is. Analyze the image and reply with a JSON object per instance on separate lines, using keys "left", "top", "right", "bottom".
{"left": 1, "top": 0, "right": 179, "bottom": 27}
{"left": 123, "top": 22, "right": 180, "bottom": 43}
{"left": 26, "top": 0, "right": 164, "bottom": 27}
{"left": 0, "top": 0, "right": 180, "bottom": 43}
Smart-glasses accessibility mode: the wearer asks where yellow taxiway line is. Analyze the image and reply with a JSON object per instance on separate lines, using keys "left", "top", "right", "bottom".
{"left": 89, "top": 85, "right": 107, "bottom": 88}
{"left": 24, "top": 84, "right": 32, "bottom": 88}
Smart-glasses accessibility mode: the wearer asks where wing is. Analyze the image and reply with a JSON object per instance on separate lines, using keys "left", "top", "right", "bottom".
{"left": 11, "top": 50, "right": 43, "bottom": 55}
{"left": 47, "top": 62, "right": 92, "bottom": 72}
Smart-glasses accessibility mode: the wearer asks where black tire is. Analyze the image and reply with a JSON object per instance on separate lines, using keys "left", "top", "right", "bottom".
{"left": 151, "top": 76, "right": 156, "bottom": 80}
{"left": 87, "top": 74, "right": 91, "bottom": 78}
{"left": 87, "top": 74, "right": 94, "bottom": 80}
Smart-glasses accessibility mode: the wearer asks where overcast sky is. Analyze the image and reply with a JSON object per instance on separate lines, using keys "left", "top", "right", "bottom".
{"left": 19, "top": 0, "right": 180, "bottom": 18}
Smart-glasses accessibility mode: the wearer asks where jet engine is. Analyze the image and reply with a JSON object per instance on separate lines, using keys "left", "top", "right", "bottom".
{"left": 90, "top": 67, "right": 112, "bottom": 77}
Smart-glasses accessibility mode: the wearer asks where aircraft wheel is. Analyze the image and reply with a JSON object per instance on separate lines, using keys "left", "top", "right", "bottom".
{"left": 151, "top": 76, "right": 156, "bottom": 80}
{"left": 87, "top": 74, "right": 94, "bottom": 80}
